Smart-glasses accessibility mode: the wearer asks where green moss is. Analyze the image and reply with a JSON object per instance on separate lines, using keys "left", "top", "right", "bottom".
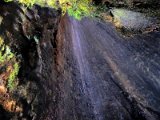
{"left": 0, "top": 46, "right": 14, "bottom": 63}
{"left": 0, "top": 36, "right": 20, "bottom": 91}
{"left": 7, "top": 62, "right": 20, "bottom": 90}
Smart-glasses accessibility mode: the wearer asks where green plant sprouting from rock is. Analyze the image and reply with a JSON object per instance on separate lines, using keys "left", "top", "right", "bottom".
{"left": 4, "top": 0, "right": 95, "bottom": 20}
{"left": 0, "top": 36, "right": 20, "bottom": 91}
{"left": 7, "top": 62, "right": 20, "bottom": 90}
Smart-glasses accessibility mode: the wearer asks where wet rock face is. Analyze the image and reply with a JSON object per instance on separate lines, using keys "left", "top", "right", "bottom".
{"left": 0, "top": 1, "right": 160, "bottom": 120}
{"left": 0, "top": 2, "right": 60, "bottom": 119}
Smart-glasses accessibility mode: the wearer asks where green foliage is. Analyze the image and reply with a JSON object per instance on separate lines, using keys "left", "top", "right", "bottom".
{"left": 0, "top": 46, "right": 14, "bottom": 63}
{"left": 7, "top": 62, "right": 20, "bottom": 90}
{"left": 0, "top": 37, "right": 14, "bottom": 63}
{"left": 0, "top": 36, "right": 20, "bottom": 91}
{"left": 4, "top": 0, "right": 95, "bottom": 20}
{"left": 67, "top": 0, "right": 94, "bottom": 20}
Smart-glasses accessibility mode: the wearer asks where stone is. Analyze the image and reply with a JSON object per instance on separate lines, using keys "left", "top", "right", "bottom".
{"left": 111, "top": 8, "right": 157, "bottom": 30}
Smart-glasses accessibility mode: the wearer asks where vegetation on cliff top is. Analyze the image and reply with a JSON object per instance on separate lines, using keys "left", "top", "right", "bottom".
{"left": 4, "top": 0, "right": 95, "bottom": 20}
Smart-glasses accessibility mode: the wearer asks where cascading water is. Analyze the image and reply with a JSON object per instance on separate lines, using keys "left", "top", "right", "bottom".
{"left": 70, "top": 18, "right": 105, "bottom": 120}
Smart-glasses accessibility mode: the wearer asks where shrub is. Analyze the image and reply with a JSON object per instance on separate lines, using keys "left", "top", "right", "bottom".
{"left": 4, "top": 0, "right": 95, "bottom": 20}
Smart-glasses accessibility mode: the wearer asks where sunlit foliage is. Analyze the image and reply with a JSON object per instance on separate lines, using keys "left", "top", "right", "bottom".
{"left": 7, "top": 62, "right": 20, "bottom": 90}
{"left": 0, "top": 36, "right": 20, "bottom": 91}
{"left": 4, "top": 0, "right": 95, "bottom": 20}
